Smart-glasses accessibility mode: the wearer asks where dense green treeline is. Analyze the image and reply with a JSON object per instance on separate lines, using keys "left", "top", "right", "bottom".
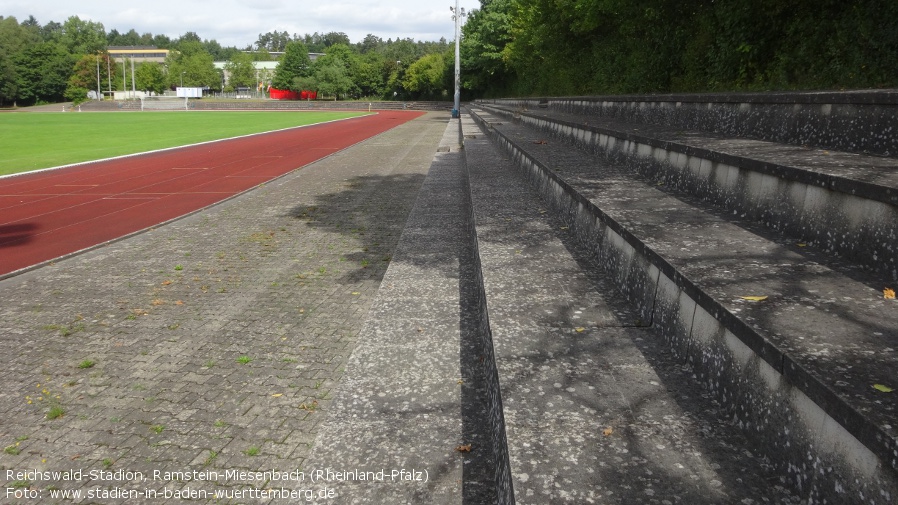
{"left": 0, "top": 14, "right": 454, "bottom": 106}
{"left": 460, "top": 0, "right": 898, "bottom": 97}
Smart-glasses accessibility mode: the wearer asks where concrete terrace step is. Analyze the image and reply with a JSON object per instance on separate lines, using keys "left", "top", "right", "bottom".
{"left": 483, "top": 91, "right": 898, "bottom": 157}
{"left": 466, "top": 105, "right": 898, "bottom": 504}
{"left": 461, "top": 115, "right": 802, "bottom": 504}
{"left": 477, "top": 101, "right": 898, "bottom": 280}
{"left": 302, "top": 118, "right": 498, "bottom": 504}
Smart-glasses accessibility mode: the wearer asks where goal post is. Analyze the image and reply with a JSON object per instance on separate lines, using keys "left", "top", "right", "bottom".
{"left": 140, "top": 95, "right": 189, "bottom": 111}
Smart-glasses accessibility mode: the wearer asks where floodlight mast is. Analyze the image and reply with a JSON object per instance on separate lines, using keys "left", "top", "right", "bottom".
{"left": 450, "top": 1, "right": 466, "bottom": 118}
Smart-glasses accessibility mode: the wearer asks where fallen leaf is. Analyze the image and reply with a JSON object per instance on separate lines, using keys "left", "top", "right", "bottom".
{"left": 602, "top": 427, "right": 613, "bottom": 437}
{"left": 532, "top": 140, "right": 548, "bottom": 145}
{"left": 175, "top": 300, "right": 184, "bottom": 305}
{"left": 575, "top": 327, "right": 586, "bottom": 333}
{"left": 455, "top": 444, "right": 472, "bottom": 452}
{"left": 797, "top": 243, "right": 807, "bottom": 248}
{"left": 873, "top": 384, "right": 894, "bottom": 393}
{"left": 161, "top": 280, "right": 172, "bottom": 286}
{"left": 271, "top": 393, "right": 283, "bottom": 398}
{"left": 885, "top": 288, "right": 896, "bottom": 300}
{"left": 740, "top": 296, "right": 768, "bottom": 302}
{"left": 351, "top": 292, "right": 361, "bottom": 296}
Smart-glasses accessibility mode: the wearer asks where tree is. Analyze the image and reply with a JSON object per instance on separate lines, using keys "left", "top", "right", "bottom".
{"left": 13, "top": 41, "right": 73, "bottom": 104}
{"left": 358, "top": 34, "right": 383, "bottom": 54}
{"left": 0, "top": 16, "right": 35, "bottom": 104}
{"left": 353, "top": 52, "right": 386, "bottom": 98}
{"left": 255, "top": 31, "right": 291, "bottom": 52}
{"left": 271, "top": 40, "right": 311, "bottom": 90}
{"left": 224, "top": 51, "right": 256, "bottom": 90}
{"left": 40, "top": 21, "right": 63, "bottom": 43}
{"left": 322, "top": 32, "right": 351, "bottom": 48}
{"left": 135, "top": 62, "right": 166, "bottom": 94}
{"left": 165, "top": 40, "right": 219, "bottom": 89}
{"left": 65, "top": 52, "right": 114, "bottom": 104}
{"left": 60, "top": 16, "right": 106, "bottom": 55}
{"left": 461, "top": 0, "right": 515, "bottom": 96}
{"left": 314, "top": 63, "right": 353, "bottom": 100}
{"left": 0, "top": 16, "right": 39, "bottom": 55}
{"left": 402, "top": 52, "right": 447, "bottom": 99}
{"left": 0, "top": 50, "right": 18, "bottom": 105}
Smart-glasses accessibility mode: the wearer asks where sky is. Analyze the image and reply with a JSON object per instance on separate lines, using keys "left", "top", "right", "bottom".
{"left": 1, "top": 0, "right": 469, "bottom": 48}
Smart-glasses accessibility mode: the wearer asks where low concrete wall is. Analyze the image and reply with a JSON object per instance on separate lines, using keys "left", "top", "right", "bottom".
{"left": 467, "top": 106, "right": 898, "bottom": 505}
{"left": 461, "top": 150, "right": 516, "bottom": 505}
{"left": 482, "top": 90, "right": 898, "bottom": 157}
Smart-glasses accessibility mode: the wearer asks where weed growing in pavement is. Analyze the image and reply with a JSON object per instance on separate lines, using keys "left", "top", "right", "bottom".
{"left": 46, "top": 405, "right": 65, "bottom": 420}
{"left": 236, "top": 356, "right": 252, "bottom": 365}
{"left": 27, "top": 384, "right": 65, "bottom": 420}
{"left": 244, "top": 446, "right": 260, "bottom": 457}
{"left": 78, "top": 360, "right": 95, "bottom": 369}
{"left": 44, "top": 322, "right": 85, "bottom": 337}
{"left": 151, "top": 425, "right": 165, "bottom": 434}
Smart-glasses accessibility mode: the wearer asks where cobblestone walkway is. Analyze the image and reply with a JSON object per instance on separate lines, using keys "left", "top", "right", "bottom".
{"left": 0, "top": 112, "right": 450, "bottom": 503}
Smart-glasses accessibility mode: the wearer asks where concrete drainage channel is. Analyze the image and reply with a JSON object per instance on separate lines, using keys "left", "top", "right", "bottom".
{"left": 464, "top": 102, "right": 898, "bottom": 504}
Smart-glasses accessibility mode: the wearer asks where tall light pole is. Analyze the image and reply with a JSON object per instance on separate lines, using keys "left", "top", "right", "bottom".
{"left": 450, "top": 1, "right": 466, "bottom": 118}
{"left": 96, "top": 53, "right": 101, "bottom": 100}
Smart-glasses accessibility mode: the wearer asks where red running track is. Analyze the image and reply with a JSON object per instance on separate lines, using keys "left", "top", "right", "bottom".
{"left": 0, "top": 111, "right": 425, "bottom": 277}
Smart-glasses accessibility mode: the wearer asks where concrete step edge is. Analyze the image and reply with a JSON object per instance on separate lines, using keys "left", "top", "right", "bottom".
{"left": 479, "top": 103, "right": 898, "bottom": 281}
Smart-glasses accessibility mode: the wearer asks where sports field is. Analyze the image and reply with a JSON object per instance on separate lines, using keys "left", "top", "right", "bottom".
{"left": 0, "top": 111, "right": 367, "bottom": 176}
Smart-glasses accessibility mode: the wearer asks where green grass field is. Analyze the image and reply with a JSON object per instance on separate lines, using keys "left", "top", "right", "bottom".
{"left": 0, "top": 111, "right": 367, "bottom": 176}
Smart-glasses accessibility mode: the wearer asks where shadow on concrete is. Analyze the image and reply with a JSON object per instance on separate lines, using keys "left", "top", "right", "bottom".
{"left": 285, "top": 168, "right": 499, "bottom": 502}
{"left": 286, "top": 172, "right": 427, "bottom": 286}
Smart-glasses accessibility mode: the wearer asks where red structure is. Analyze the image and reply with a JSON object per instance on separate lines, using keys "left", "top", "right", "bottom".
{"left": 269, "top": 88, "right": 317, "bottom": 100}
